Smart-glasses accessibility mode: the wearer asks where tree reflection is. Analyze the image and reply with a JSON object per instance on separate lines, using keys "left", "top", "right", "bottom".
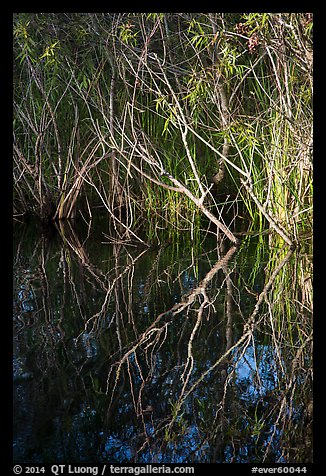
{"left": 13, "top": 220, "right": 312, "bottom": 463}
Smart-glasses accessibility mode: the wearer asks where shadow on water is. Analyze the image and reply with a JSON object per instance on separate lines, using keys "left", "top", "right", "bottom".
{"left": 13, "top": 217, "right": 313, "bottom": 464}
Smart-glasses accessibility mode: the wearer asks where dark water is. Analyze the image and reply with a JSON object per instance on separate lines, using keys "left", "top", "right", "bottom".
{"left": 13, "top": 217, "right": 313, "bottom": 464}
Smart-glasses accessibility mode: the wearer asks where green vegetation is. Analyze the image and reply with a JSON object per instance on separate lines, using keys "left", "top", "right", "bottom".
{"left": 13, "top": 13, "right": 312, "bottom": 246}
{"left": 13, "top": 14, "right": 313, "bottom": 463}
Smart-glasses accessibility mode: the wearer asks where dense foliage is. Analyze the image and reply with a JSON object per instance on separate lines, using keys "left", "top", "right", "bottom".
{"left": 13, "top": 13, "right": 313, "bottom": 464}
{"left": 13, "top": 13, "right": 313, "bottom": 241}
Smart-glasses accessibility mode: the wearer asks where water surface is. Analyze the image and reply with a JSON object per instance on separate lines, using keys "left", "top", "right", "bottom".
{"left": 13, "top": 217, "right": 313, "bottom": 463}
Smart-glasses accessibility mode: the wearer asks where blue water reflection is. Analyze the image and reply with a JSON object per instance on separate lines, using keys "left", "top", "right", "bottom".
{"left": 233, "top": 343, "right": 279, "bottom": 400}
{"left": 13, "top": 219, "right": 312, "bottom": 463}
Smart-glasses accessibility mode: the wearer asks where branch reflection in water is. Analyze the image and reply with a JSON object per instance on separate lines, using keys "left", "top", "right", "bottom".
{"left": 13, "top": 218, "right": 312, "bottom": 464}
